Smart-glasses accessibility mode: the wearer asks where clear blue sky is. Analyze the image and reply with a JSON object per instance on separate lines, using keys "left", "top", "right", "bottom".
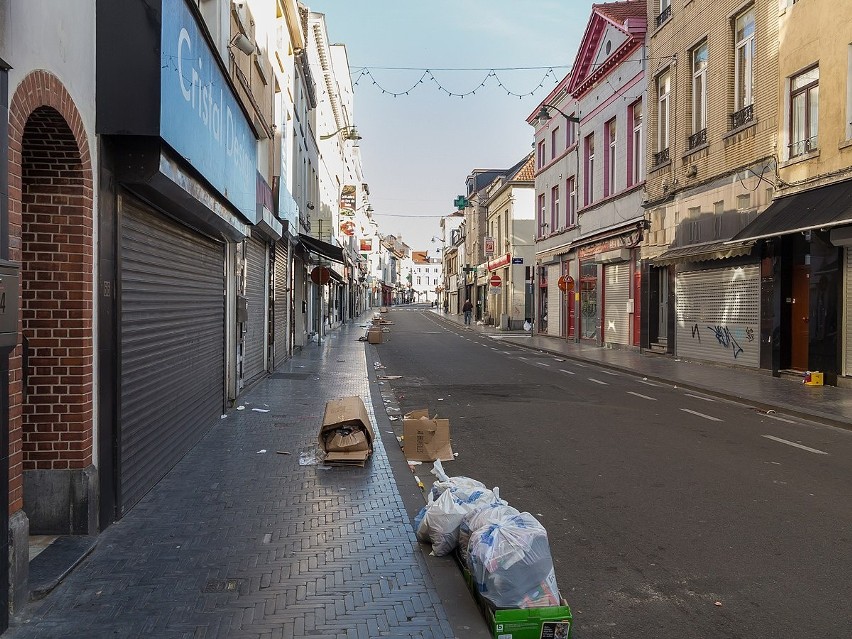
{"left": 307, "top": 1, "right": 590, "bottom": 251}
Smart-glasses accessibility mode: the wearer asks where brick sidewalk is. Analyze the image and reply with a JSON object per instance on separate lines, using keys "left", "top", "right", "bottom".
{"left": 6, "top": 320, "right": 456, "bottom": 639}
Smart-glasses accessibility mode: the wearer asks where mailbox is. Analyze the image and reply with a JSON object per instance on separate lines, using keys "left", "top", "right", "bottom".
{"left": 0, "top": 260, "right": 18, "bottom": 349}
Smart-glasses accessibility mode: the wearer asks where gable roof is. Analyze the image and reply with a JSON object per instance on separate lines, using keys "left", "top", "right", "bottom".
{"left": 567, "top": 0, "right": 646, "bottom": 98}
{"left": 510, "top": 153, "right": 535, "bottom": 182}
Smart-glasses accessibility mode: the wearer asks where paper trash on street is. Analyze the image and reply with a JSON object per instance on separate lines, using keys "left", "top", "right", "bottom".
{"left": 402, "top": 409, "right": 454, "bottom": 462}
{"left": 318, "top": 396, "right": 376, "bottom": 466}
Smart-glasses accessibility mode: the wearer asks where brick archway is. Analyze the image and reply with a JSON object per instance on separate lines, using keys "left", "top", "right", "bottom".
{"left": 7, "top": 71, "right": 94, "bottom": 525}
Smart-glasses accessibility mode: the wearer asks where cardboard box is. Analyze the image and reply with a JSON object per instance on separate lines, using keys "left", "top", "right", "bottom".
{"left": 367, "top": 328, "right": 383, "bottom": 344}
{"left": 380, "top": 306, "right": 389, "bottom": 313}
{"left": 319, "top": 396, "right": 375, "bottom": 466}
{"left": 403, "top": 409, "right": 454, "bottom": 461}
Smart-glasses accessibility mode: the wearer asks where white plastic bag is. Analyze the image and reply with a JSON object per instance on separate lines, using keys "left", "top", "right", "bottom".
{"left": 468, "top": 512, "right": 560, "bottom": 608}
{"left": 416, "top": 486, "right": 497, "bottom": 556}
{"left": 458, "top": 499, "right": 519, "bottom": 567}
{"left": 429, "top": 460, "right": 485, "bottom": 502}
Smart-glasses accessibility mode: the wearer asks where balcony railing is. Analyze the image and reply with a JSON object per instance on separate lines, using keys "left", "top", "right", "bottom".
{"left": 655, "top": 5, "right": 672, "bottom": 28}
{"left": 788, "top": 135, "right": 818, "bottom": 158}
{"left": 687, "top": 128, "right": 707, "bottom": 150}
{"left": 653, "top": 148, "right": 670, "bottom": 166}
{"left": 730, "top": 104, "right": 754, "bottom": 130}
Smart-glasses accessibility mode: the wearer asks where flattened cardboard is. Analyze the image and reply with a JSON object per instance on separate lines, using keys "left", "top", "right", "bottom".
{"left": 403, "top": 409, "right": 454, "bottom": 462}
{"left": 320, "top": 396, "right": 375, "bottom": 464}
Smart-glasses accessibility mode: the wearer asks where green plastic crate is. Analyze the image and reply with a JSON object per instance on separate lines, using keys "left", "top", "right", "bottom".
{"left": 487, "top": 601, "right": 573, "bottom": 639}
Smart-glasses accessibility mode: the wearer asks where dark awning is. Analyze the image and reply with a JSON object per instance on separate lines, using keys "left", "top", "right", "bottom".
{"left": 651, "top": 240, "right": 755, "bottom": 266}
{"left": 298, "top": 233, "right": 344, "bottom": 263}
{"left": 732, "top": 179, "right": 852, "bottom": 242}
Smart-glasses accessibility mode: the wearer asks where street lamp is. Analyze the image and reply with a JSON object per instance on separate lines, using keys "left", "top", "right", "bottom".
{"left": 320, "top": 126, "right": 362, "bottom": 141}
{"left": 536, "top": 104, "right": 580, "bottom": 124}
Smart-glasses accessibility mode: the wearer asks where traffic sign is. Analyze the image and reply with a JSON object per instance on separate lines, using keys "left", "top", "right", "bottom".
{"left": 489, "top": 274, "right": 502, "bottom": 287}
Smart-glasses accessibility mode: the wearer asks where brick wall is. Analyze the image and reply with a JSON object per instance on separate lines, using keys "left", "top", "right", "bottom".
{"left": 20, "top": 106, "right": 93, "bottom": 471}
{"left": 7, "top": 70, "right": 94, "bottom": 513}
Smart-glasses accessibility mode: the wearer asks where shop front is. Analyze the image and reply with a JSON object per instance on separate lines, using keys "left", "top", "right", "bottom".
{"left": 97, "top": 0, "right": 258, "bottom": 519}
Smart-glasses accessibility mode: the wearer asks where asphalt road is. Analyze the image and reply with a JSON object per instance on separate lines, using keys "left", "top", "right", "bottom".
{"left": 373, "top": 306, "right": 852, "bottom": 639}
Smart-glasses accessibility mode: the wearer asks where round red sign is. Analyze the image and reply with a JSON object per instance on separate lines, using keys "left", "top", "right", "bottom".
{"left": 489, "top": 274, "right": 502, "bottom": 287}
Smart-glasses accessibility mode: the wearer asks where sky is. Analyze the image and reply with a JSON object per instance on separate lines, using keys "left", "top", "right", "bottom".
{"left": 307, "top": 0, "right": 590, "bottom": 253}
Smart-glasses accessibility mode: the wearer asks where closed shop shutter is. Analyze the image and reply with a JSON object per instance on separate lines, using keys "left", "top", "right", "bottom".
{"left": 119, "top": 198, "right": 224, "bottom": 514}
{"left": 273, "top": 241, "right": 289, "bottom": 368}
{"left": 845, "top": 249, "right": 852, "bottom": 376}
{"left": 547, "top": 264, "right": 562, "bottom": 336}
{"left": 243, "top": 236, "right": 267, "bottom": 383}
{"left": 604, "top": 262, "right": 630, "bottom": 346}
{"left": 675, "top": 264, "right": 760, "bottom": 367}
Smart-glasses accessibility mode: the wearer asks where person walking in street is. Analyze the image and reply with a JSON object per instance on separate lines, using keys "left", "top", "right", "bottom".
{"left": 463, "top": 298, "right": 473, "bottom": 325}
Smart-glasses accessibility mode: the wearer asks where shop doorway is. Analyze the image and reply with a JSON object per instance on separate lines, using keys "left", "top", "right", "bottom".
{"left": 791, "top": 264, "right": 810, "bottom": 370}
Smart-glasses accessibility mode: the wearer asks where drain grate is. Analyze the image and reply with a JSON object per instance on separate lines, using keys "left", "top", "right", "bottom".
{"left": 203, "top": 578, "right": 242, "bottom": 593}
{"left": 269, "top": 372, "right": 312, "bottom": 380}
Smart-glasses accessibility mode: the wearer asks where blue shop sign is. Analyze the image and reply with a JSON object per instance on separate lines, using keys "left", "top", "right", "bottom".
{"left": 160, "top": 0, "right": 257, "bottom": 223}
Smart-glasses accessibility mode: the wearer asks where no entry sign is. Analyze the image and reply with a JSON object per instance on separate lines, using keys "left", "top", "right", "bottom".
{"left": 489, "top": 274, "right": 502, "bottom": 288}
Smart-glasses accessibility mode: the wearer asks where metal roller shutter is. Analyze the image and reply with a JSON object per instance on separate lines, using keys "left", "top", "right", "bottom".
{"left": 675, "top": 264, "right": 760, "bottom": 367}
{"left": 604, "top": 262, "right": 630, "bottom": 346}
{"left": 547, "top": 264, "right": 562, "bottom": 336}
{"left": 845, "top": 249, "right": 852, "bottom": 376}
{"left": 119, "top": 198, "right": 224, "bottom": 513}
{"left": 243, "top": 237, "right": 267, "bottom": 383}
{"left": 273, "top": 242, "right": 289, "bottom": 368}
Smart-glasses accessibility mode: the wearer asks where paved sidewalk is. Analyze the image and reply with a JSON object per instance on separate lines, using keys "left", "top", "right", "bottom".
{"left": 6, "top": 317, "right": 469, "bottom": 639}
{"left": 432, "top": 309, "right": 852, "bottom": 430}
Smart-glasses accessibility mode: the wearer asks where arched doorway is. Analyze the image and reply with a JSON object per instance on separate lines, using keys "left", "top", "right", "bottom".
{"left": 19, "top": 104, "right": 95, "bottom": 535}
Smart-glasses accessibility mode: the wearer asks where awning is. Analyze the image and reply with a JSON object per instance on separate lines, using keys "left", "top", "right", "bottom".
{"left": 732, "top": 179, "right": 852, "bottom": 242}
{"left": 298, "top": 233, "right": 344, "bottom": 263}
{"left": 652, "top": 240, "right": 755, "bottom": 266}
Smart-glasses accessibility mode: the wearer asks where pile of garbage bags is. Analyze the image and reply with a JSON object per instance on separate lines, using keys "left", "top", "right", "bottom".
{"left": 415, "top": 461, "right": 561, "bottom": 609}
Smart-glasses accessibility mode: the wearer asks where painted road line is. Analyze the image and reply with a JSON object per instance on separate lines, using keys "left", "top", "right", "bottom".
{"left": 538, "top": 362, "right": 551, "bottom": 367}
{"left": 764, "top": 414, "right": 797, "bottom": 425}
{"left": 637, "top": 379, "right": 661, "bottom": 387}
{"left": 627, "top": 391, "right": 657, "bottom": 401}
{"left": 588, "top": 378, "right": 608, "bottom": 385}
{"left": 680, "top": 408, "right": 722, "bottom": 422}
{"left": 574, "top": 362, "right": 587, "bottom": 368}
{"left": 518, "top": 356, "right": 528, "bottom": 360}
{"left": 762, "top": 435, "right": 828, "bottom": 455}
{"left": 685, "top": 393, "right": 716, "bottom": 402}
{"left": 600, "top": 370, "right": 619, "bottom": 376}
{"left": 558, "top": 369, "right": 576, "bottom": 375}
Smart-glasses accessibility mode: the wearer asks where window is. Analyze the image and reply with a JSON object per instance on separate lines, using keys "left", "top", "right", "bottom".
{"left": 537, "top": 140, "right": 546, "bottom": 169}
{"left": 551, "top": 185, "right": 560, "bottom": 230}
{"left": 789, "top": 65, "right": 819, "bottom": 157}
{"left": 605, "top": 118, "right": 617, "bottom": 197}
{"left": 734, "top": 7, "right": 755, "bottom": 112}
{"left": 628, "top": 100, "right": 643, "bottom": 186}
{"left": 538, "top": 193, "right": 547, "bottom": 236}
{"left": 656, "top": 71, "right": 671, "bottom": 165}
{"left": 692, "top": 41, "right": 708, "bottom": 136}
{"left": 551, "top": 127, "right": 559, "bottom": 160}
{"left": 585, "top": 133, "right": 595, "bottom": 205}
{"left": 566, "top": 120, "right": 576, "bottom": 148}
{"left": 656, "top": 0, "right": 672, "bottom": 28}
{"left": 417, "top": 276, "right": 421, "bottom": 285}
{"left": 567, "top": 177, "right": 577, "bottom": 227}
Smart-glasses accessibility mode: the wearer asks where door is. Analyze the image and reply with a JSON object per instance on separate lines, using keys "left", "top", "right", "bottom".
{"left": 273, "top": 241, "right": 289, "bottom": 368}
{"left": 658, "top": 267, "right": 669, "bottom": 341}
{"left": 791, "top": 264, "right": 810, "bottom": 370}
{"left": 243, "top": 236, "right": 267, "bottom": 384}
{"left": 547, "top": 264, "right": 562, "bottom": 336}
{"left": 580, "top": 260, "right": 599, "bottom": 340}
{"left": 604, "top": 262, "right": 630, "bottom": 345}
{"left": 119, "top": 198, "right": 225, "bottom": 514}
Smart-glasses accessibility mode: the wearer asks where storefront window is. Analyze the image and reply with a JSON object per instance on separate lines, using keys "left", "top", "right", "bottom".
{"left": 580, "top": 261, "right": 599, "bottom": 340}
{"left": 539, "top": 266, "right": 548, "bottom": 332}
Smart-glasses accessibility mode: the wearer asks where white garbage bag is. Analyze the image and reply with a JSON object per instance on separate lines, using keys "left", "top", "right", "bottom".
{"left": 458, "top": 499, "right": 519, "bottom": 567}
{"left": 468, "top": 512, "right": 561, "bottom": 608}
{"left": 429, "top": 459, "right": 485, "bottom": 502}
{"left": 416, "top": 485, "right": 497, "bottom": 556}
